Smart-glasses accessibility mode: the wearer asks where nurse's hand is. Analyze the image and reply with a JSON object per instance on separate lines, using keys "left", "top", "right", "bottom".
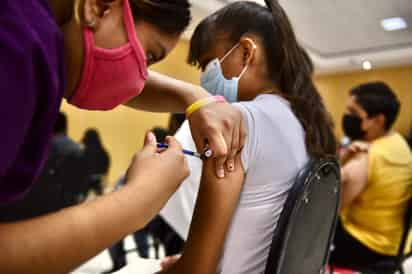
{"left": 126, "top": 132, "right": 190, "bottom": 193}
{"left": 339, "top": 141, "right": 370, "bottom": 164}
{"left": 160, "top": 255, "right": 181, "bottom": 271}
{"left": 188, "top": 102, "right": 246, "bottom": 179}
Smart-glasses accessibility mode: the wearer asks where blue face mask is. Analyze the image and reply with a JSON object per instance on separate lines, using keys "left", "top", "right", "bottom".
{"left": 200, "top": 43, "right": 249, "bottom": 103}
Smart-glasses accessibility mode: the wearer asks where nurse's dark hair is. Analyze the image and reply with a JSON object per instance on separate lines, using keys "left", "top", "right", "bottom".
{"left": 188, "top": 0, "right": 336, "bottom": 157}
{"left": 97, "top": 0, "right": 191, "bottom": 34}
{"left": 130, "top": 0, "right": 191, "bottom": 34}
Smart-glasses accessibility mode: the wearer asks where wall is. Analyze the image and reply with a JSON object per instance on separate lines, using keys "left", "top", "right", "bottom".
{"left": 62, "top": 39, "right": 412, "bottom": 184}
{"left": 315, "top": 66, "right": 412, "bottom": 139}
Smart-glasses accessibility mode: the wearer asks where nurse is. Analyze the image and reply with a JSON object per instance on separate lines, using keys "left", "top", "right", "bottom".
{"left": 0, "top": 0, "right": 244, "bottom": 273}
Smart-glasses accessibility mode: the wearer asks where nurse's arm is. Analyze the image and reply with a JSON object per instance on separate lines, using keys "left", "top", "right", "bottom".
{"left": 160, "top": 154, "right": 245, "bottom": 274}
{"left": 340, "top": 152, "right": 368, "bottom": 209}
{"left": 126, "top": 70, "right": 247, "bottom": 180}
{"left": 0, "top": 177, "right": 174, "bottom": 274}
{"left": 125, "top": 70, "right": 208, "bottom": 112}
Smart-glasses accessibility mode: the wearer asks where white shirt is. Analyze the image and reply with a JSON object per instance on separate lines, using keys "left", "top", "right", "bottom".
{"left": 160, "top": 94, "right": 308, "bottom": 274}
{"left": 159, "top": 121, "right": 202, "bottom": 239}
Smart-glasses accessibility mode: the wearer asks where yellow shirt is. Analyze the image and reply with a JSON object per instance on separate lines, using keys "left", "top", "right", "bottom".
{"left": 341, "top": 132, "right": 412, "bottom": 256}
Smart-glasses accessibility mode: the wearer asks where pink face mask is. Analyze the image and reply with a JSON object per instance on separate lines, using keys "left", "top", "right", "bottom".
{"left": 69, "top": 0, "right": 148, "bottom": 110}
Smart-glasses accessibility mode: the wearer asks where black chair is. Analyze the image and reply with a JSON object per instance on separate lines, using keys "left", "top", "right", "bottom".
{"left": 352, "top": 198, "right": 412, "bottom": 274}
{"left": 395, "top": 197, "right": 412, "bottom": 274}
{"left": 264, "top": 158, "right": 341, "bottom": 274}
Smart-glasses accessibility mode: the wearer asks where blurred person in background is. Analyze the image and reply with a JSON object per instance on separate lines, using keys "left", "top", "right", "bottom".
{"left": 82, "top": 129, "right": 110, "bottom": 196}
{"left": 168, "top": 113, "right": 186, "bottom": 137}
{"left": 0, "top": 112, "right": 87, "bottom": 220}
{"left": 108, "top": 127, "right": 185, "bottom": 273}
{"left": 330, "top": 82, "right": 412, "bottom": 270}
{"left": 407, "top": 125, "right": 412, "bottom": 149}
{"left": 53, "top": 112, "right": 83, "bottom": 162}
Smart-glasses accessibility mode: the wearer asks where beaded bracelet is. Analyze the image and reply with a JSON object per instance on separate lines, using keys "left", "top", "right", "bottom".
{"left": 185, "top": 96, "right": 226, "bottom": 117}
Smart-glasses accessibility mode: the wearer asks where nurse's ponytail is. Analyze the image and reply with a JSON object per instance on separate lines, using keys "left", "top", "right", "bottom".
{"left": 188, "top": 1, "right": 336, "bottom": 157}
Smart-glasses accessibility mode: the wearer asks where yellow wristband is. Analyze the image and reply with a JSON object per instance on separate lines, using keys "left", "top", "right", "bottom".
{"left": 185, "top": 96, "right": 226, "bottom": 117}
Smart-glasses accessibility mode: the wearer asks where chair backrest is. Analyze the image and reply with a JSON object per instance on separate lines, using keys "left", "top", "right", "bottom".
{"left": 397, "top": 197, "right": 412, "bottom": 257}
{"left": 264, "top": 158, "right": 341, "bottom": 274}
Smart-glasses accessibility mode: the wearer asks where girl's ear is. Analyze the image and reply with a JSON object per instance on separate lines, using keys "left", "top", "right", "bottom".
{"left": 239, "top": 37, "right": 257, "bottom": 66}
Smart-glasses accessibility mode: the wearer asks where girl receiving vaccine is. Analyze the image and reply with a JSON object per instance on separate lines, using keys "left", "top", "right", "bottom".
{"left": 159, "top": 1, "right": 336, "bottom": 273}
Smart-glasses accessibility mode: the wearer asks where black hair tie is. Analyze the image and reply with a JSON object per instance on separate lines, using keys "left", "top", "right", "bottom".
{"left": 264, "top": 0, "right": 273, "bottom": 11}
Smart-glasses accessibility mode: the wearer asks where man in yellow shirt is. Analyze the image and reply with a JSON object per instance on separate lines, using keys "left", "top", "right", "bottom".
{"left": 330, "top": 82, "right": 412, "bottom": 269}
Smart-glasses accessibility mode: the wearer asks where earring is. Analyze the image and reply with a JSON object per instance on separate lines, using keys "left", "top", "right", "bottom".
{"left": 86, "top": 19, "right": 96, "bottom": 28}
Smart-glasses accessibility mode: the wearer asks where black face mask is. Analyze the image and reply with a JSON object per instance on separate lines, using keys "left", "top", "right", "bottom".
{"left": 342, "top": 114, "right": 366, "bottom": 141}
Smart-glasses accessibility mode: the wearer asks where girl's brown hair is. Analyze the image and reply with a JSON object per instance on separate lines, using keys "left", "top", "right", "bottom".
{"left": 188, "top": 1, "right": 336, "bottom": 157}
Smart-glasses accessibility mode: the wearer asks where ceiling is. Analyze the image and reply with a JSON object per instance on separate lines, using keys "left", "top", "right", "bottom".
{"left": 185, "top": 0, "right": 412, "bottom": 74}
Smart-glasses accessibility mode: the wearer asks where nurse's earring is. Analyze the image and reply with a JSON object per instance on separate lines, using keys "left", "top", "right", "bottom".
{"left": 77, "top": 0, "right": 111, "bottom": 29}
{"left": 85, "top": 19, "right": 97, "bottom": 28}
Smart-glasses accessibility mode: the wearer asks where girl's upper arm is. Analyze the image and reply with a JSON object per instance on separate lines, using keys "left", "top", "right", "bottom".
{"left": 164, "top": 154, "right": 245, "bottom": 274}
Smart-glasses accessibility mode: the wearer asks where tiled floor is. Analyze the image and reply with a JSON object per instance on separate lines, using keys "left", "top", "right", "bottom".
{"left": 71, "top": 236, "right": 164, "bottom": 274}
{"left": 71, "top": 235, "right": 412, "bottom": 274}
